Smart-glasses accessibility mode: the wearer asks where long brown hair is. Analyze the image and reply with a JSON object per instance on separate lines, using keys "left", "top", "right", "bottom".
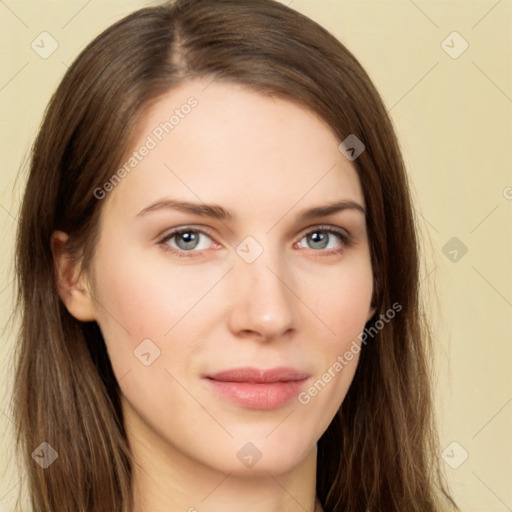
{"left": 11, "top": 0, "right": 458, "bottom": 510}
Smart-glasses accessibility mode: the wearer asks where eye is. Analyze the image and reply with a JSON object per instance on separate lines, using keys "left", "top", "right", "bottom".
{"left": 295, "top": 226, "right": 351, "bottom": 255}
{"left": 157, "top": 225, "right": 351, "bottom": 258}
{"left": 158, "top": 227, "right": 217, "bottom": 256}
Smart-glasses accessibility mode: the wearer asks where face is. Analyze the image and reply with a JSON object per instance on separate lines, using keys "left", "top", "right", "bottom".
{"left": 75, "top": 79, "right": 375, "bottom": 476}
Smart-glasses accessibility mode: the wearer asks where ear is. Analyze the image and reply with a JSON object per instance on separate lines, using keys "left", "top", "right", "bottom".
{"left": 51, "top": 231, "right": 96, "bottom": 322}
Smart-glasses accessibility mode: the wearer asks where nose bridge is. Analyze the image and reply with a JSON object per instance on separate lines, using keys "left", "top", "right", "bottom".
{"left": 228, "top": 237, "right": 296, "bottom": 339}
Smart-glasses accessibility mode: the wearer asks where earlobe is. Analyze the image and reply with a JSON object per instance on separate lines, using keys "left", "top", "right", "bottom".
{"left": 51, "top": 231, "right": 97, "bottom": 322}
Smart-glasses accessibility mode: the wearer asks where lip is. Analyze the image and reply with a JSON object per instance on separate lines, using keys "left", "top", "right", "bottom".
{"left": 203, "top": 367, "right": 310, "bottom": 410}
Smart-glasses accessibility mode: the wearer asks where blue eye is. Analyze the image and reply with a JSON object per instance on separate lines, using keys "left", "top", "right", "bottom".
{"left": 159, "top": 228, "right": 214, "bottom": 255}
{"left": 296, "top": 227, "right": 350, "bottom": 254}
{"left": 157, "top": 225, "right": 351, "bottom": 258}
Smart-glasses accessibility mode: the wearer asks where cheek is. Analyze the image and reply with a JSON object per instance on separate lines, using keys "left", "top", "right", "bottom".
{"left": 307, "top": 255, "right": 374, "bottom": 347}
{"left": 89, "top": 240, "right": 226, "bottom": 373}
{"left": 89, "top": 249, "right": 215, "bottom": 429}
{"left": 92, "top": 237, "right": 197, "bottom": 329}
{"left": 298, "top": 256, "right": 372, "bottom": 408}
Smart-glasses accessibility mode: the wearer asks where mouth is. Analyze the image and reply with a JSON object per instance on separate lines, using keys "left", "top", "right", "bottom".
{"left": 203, "top": 367, "right": 310, "bottom": 410}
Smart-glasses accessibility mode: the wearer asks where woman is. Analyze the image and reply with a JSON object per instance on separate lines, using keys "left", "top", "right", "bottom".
{"left": 12, "top": 0, "right": 459, "bottom": 510}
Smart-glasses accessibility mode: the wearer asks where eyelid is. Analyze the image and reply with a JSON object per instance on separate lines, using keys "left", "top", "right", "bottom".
{"left": 297, "top": 223, "right": 351, "bottom": 240}
{"left": 157, "top": 224, "right": 352, "bottom": 257}
{"left": 158, "top": 224, "right": 216, "bottom": 241}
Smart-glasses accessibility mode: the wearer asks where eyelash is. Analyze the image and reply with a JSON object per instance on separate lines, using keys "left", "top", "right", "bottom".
{"left": 157, "top": 225, "right": 352, "bottom": 258}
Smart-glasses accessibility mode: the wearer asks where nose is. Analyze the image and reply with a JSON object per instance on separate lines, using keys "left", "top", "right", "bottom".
{"left": 227, "top": 246, "right": 297, "bottom": 342}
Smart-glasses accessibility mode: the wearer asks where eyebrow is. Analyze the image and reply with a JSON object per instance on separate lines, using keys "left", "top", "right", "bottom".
{"left": 136, "top": 198, "right": 366, "bottom": 221}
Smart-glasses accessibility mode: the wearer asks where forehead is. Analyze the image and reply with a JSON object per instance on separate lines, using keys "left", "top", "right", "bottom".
{"left": 102, "top": 79, "right": 364, "bottom": 223}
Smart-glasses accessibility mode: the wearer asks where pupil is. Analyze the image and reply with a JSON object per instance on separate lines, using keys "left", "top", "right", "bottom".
{"left": 309, "top": 232, "right": 328, "bottom": 249}
{"left": 177, "top": 231, "right": 198, "bottom": 250}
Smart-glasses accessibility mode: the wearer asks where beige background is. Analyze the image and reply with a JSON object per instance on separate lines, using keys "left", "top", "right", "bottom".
{"left": 1, "top": 1, "right": 510, "bottom": 511}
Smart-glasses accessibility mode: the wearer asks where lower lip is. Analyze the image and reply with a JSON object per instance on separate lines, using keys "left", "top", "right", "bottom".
{"left": 205, "top": 379, "right": 308, "bottom": 410}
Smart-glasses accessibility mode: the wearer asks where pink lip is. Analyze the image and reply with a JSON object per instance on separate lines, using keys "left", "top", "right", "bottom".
{"left": 204, "top": 367, "right": 310, "bottom": 410}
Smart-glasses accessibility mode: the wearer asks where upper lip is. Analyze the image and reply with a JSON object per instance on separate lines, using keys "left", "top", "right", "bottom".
{"left": 205, "top": 367, "right": 310, "bottom": 383}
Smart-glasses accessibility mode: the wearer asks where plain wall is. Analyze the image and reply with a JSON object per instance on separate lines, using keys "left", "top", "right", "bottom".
{"left": 1, "top": 1, "right": 510, "bottom": 511}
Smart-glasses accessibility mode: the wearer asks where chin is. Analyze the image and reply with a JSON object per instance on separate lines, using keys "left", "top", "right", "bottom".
{"left": 200, "top": 436, "right": 316, "bottom": 477}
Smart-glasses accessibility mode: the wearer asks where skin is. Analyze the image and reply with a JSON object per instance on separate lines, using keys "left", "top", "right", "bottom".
{"left": 52, "top": 78, "right": 376, "bottom": 512}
